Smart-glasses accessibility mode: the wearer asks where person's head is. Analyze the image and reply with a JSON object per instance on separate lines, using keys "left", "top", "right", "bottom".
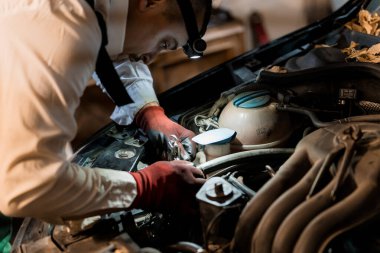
{"left": 118, "top": 0, "right": 211, "bottom": 64}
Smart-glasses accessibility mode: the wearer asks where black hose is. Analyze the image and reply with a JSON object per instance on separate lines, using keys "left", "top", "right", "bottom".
{"left": 277, "top": 104, "right": 380, "bottom": 128}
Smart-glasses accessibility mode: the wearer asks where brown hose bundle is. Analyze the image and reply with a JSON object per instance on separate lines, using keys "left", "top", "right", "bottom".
{"left": 232, "top": 123, "right": 380, "bottom": 253}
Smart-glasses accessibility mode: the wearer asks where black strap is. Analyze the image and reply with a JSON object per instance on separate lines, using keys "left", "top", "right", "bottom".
{"left": 86, "top": 0, "right": 133, "bottom": 106}
{"left": 176, "top": 0, "right": 212, "bottom": 39}
{"left": 176, "top": 0, "right": 199, "bottom": 42}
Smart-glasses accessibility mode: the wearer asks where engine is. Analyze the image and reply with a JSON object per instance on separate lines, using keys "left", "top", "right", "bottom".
{"left": 11, "top": 1, "right": 380, "bottom": 253}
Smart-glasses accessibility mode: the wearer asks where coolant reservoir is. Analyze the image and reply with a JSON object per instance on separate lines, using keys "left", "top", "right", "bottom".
{"left": 218, "top": 90, "right": 292, "bottom": 151}
{"left": 192, "top": 128, "right": 236, "bottom": 161}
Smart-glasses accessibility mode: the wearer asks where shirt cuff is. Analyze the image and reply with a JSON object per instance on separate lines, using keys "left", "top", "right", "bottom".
{"left": 110, "top": 79, "right": 158, "bottom": 125}
{"left": 111, "top": 60, "right": 158, "bottom": 125}
{"left": 92, "top": 60, "right": 159, "bottom": 125}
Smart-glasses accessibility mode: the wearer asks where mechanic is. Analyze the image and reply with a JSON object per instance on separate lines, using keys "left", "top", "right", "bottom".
{"left": 0, "top": 0, "right": 211, "bottom": 251}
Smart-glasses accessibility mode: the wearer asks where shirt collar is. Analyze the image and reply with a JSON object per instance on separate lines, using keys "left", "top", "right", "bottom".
{"left": 95, "top": 0, "right": 129, "bottom": 56}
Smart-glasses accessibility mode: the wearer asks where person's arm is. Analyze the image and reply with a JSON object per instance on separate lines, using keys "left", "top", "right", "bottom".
{"left": 0, "top": 0, "right": 138, "bottom": 224}
{"left": 0, "top": 1, "right": 202, "bottom": 224}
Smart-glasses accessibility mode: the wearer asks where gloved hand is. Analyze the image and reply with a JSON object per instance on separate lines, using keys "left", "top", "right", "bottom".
{"left": 130, "top": 160, "right": 205, "bottom": 214}
{"left": 135, "top": 105, "right": 196, "bottom": 160}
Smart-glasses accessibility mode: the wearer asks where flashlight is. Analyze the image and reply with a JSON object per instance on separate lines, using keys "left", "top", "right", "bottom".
{"left": 183, "top": 38, "right": 207, "bottom": 59}
{"left": 176, "top": 0, "right": 212, "bottom": 59}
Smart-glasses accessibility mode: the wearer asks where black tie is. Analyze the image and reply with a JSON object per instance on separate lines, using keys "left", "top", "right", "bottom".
{"left": 85, "top": 0, "right": 133, "bottom": 106}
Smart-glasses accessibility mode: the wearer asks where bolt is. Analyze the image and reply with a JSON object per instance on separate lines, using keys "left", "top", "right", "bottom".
{"left": 214, "top": 182, "right": 225, "bottom": 196}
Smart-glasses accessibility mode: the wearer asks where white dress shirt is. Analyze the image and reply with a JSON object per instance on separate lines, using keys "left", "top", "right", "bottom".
{"left": 0, "top": 0, "right": 150, "bottom": 224}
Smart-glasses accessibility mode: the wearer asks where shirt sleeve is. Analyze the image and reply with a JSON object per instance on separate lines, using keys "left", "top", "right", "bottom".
{"left": 0, "top": 0, "right": 137, "bottom": 224}
{"left": 93, "top": 60, "right": 159, "bottom": 125}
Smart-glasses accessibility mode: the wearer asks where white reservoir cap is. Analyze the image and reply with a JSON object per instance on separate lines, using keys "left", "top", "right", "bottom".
{"left": 192, "top": 128, "right": 236, "bottom": 145}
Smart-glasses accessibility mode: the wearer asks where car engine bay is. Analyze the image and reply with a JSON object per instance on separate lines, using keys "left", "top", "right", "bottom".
{"left": 11, "top": 0, "right": 380, "bottom": 252}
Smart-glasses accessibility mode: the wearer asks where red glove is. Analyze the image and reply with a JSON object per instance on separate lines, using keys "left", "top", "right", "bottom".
{"left": 135, "top": 105, "right": 196, "bottom": 159}
{"left": 130, "top": 160, "right": 205, "bottom": 213}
